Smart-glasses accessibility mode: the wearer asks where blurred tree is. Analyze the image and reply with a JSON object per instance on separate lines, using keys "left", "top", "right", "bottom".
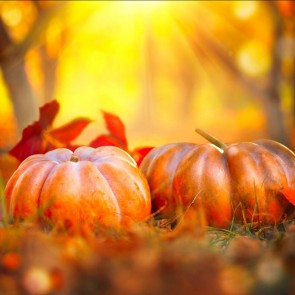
{"left": 172, "top": 1, "right": 295, "bottom": 147}
{"left": 0, "top": 16, "right": 38, "bottom": 134}
{"left": 34, "top": 2, "right": 69, "bottom": 103}
{"left": 266, "top": 1, "right": 295, "bottom": 147}
{"left": 0, "top": 0, "right": 294, "bottom": 150}
{"left": 0, "top": 1, "right": 64, "bottom": 134}
{"left": 275, "top": 1, "right": 295, "bottom": 146}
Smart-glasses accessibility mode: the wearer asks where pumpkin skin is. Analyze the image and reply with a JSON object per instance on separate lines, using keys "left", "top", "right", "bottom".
{"left": 5, "top": 146, "right": 151, "bottom": 231}
{"left": 140, "top": 137, "right": 295, "bottom": 228}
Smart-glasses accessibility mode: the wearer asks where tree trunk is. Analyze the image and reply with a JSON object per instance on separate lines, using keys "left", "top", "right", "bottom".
{"left": 265, "top": 2, "right": 290, "bottom": 147}
{"left": 289, "top": 12, "right": 295, "bottom": 148}
{"left": 0, "top": 3, "right": 65, "bottom": 134}
{"left": 0, "top": 19, "right": 38, "bottom": 135}
{"left": 263, "top": 90, "right": 288, "bottom": 145}
{"left": 39, "top": 44, "right": 58, "bottom": 103}
{"left": 0, "top": 58, "right": 38, "bottom": 133}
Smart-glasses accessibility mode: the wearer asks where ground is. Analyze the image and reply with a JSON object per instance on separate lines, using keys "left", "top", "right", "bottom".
{"left": 0, "top": 219, "right": 295, "bottom": 295}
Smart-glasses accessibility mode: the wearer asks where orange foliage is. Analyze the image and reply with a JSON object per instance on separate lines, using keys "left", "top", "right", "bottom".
{"left": 2, "top": 252, "right": 21, "bottom": 271}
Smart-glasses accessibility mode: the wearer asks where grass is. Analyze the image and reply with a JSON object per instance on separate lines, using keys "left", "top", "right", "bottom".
{"left": 0, "top": 216, "right": 294, "bottom": 295}
{"left": 1, "top": 176, "right": 295, "bottom": 294}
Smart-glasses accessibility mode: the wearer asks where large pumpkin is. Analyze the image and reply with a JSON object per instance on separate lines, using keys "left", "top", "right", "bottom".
{"left": 140, "top": 129, "right": 295, "bottom": 228}
{"left": 4, "top": 146, "right": 151, "bottom": 231}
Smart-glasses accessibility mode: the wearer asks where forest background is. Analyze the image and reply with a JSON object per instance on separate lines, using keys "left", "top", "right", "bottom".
{"left": 0, "top": 1, "right": 294, "bottom": 154}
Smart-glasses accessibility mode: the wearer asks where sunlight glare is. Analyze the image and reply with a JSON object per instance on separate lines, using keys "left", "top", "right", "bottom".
{"left": 233, "top": 1, "right": 257, "bottom": 20}
{"left": 1, "top": 6, "right": 22, "bottom": 27}
{"left": 236, "top": 40, "right": 271, "bottom": 77}
{"left": 119, "top": 1, "right": 166, "bottom": 16}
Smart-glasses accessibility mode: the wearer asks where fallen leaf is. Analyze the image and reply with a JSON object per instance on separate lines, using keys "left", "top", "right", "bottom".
{"left": 9, "top": 100, "right": 59, "bottom": 161}
{"left": 90, "top": 134, "right": 125, "bottom": 149}
{"left": 47, "top": 118, "right": 92, "bottom": 144}
{"left": 9, "top": 101, "right": 91, "bottom": 161}
{"left": 102, "top": 111, "right": 128, "bottom": 149}
{"left": 131, "top": 147, "right": 154, "bottom": 166}
{"left": 281, "top": 187, "right": 295, "bottom": 206}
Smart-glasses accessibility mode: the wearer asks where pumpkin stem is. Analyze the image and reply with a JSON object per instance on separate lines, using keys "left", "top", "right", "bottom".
{"left": 70, "top": 155, "right": 79, "bottom": 162}
{"left": 195, "top": 128, "right": 227, "bottom": 150}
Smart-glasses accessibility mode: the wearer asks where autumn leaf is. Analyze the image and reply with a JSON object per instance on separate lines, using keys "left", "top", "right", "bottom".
{"left": 38, "top": 100, "right": 60, "bottom": 129}
{"left": 47, "top": 118, "right": 92, "bottom": 144}
{"left": 103, "top": 111, "right": 128, "bottom": 148}
{"left": 9, "top": 100, "right": 91, "bottom": 161}
{"left": 90, "top": 134, "right": 126, "bottom": 150}
{"left": 9, "top": 101, "right": 153, "bottom": 165}
{"left": 90, "top": 111, "right": 128, "bottom": 150}
{"left": 281, "top": 187, "right": 295, "bottom": 206}
{"left": 131, "top": 146, "right": 154, "bottom": 166}
{"left": 9, "top": 100, "right": 60, "bottom": 161}
{"left": 9, "top": 122, "right": 43, "bottom": 162}
{"left": 90, "top": 111, "right": 153, "bottom": 165}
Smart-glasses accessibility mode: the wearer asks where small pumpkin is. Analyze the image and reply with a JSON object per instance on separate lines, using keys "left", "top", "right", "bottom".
{"left": 140, "top": 129, "right": 295, "bottom": 228}
{"left": 4, "top": 146, "right": 151, "bottom": 231}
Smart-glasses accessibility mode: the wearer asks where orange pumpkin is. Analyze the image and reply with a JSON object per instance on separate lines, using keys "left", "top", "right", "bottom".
{"left": 5, "top": 146, "right": 151, "bottom": 231}
{"left": 140, "top": 129, "right": 295, "bottom": 228}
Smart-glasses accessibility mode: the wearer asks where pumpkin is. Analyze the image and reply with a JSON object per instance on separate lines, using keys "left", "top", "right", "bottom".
{"left": 140, "top": 129, "right": 295, "bottom": 228}
{"left": 4, "top": 146, "right": 151, "bottom": 231}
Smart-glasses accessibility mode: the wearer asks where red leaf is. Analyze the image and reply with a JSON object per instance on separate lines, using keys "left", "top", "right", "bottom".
{"left": 90, "top": 135, "right": 126, "bottom": 150}
{"left": 47, "top": 118, "right": 92, "bottom": 144}
{"left": 102, "top": 111, "right": 128, "bottom": 149}
{"left": 9, "top": 100, "right": 60, "bottom": 161}
{"left": 39, "top": 100, "right": 60, "bottom": 129}
{"left": 131, "top": 146, "right": 154, "bottom": 166}
{"left": 9, "top": 123, "right": 43, "bottom": 162}
{"left": 281, "top": 187, "right": 295, "bottom": 206}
